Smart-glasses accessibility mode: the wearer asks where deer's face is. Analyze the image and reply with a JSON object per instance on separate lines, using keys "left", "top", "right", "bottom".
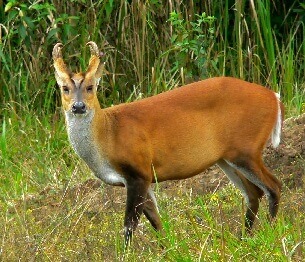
{"left": 53, "top": 42, "right": 104, "bottom": 115}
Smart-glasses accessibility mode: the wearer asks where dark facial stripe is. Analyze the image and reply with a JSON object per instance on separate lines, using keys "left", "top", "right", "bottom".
{"left": 71, "top": 78, "right": 85, "bottom": 102}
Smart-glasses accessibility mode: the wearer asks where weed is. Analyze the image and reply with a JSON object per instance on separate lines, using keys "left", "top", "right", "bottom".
{"left": 1, "top": 0, "right": 305, "bottom": 260}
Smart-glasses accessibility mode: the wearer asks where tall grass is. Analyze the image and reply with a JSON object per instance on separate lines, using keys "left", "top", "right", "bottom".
{"left": 1, "top": 0, "right": 305, "bottom": 260}
{"left": 1, "top": 0, "right": 305, "bottom": 115}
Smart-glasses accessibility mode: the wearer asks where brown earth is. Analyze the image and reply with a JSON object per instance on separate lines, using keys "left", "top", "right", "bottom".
{"left": 264, "top": 114, "right": 305, "bottom": 189}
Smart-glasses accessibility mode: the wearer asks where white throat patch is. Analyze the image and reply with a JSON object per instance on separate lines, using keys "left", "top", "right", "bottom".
{"left": 65, "top": 110, "right": 126, "bottom": 186}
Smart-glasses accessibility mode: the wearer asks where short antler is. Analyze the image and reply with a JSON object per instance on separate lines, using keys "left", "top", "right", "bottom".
{"left": 53, "top": 43, "right": 70, "bottom": 79}
{"left": 52, "top": 43, "right": 64, "bottom": 60}
{"left": 85, "top": 41, "right": 102, "bottom": 79}
{"left": 86, "top": 41, "right": 100, "bottom": 57}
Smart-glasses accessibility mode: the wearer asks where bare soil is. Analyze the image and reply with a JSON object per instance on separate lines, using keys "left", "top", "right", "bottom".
{"left": 264, "top": 114, "right": 305, "bottom": 189}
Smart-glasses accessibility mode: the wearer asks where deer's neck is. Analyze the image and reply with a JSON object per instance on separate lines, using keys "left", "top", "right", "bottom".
{"left": 65, "top": 110, "right": 125, "bottom": 186}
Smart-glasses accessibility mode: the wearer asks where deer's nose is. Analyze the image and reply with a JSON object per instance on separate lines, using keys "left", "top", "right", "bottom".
{"left": 72, "top": 101, "right": 86, "bottom": 114}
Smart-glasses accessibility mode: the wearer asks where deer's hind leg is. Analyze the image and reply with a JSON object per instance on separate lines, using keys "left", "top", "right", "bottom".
{"left": 217, "top": 159, "right": 264, "bottom": 231}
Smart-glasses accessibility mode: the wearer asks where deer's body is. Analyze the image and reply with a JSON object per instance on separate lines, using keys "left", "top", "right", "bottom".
{"left": 53, "top": 42, "right": 284, "bottom": 246}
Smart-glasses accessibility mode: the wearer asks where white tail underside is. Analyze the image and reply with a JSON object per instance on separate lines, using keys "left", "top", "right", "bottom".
{"left": 271, "top": 93, "right": 282, "bottom": 148}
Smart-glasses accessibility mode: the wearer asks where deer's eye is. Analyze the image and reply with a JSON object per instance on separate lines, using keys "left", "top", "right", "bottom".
{"left": 86, "top": 85, "right": 93, "bottom": 93}
{"left": 62, "top": 86, "right": 70, "bottom": 94}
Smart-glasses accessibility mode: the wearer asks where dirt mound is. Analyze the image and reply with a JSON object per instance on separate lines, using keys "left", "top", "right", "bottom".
{"left": 264, "top": 113, "right": 305, "bottom": 189}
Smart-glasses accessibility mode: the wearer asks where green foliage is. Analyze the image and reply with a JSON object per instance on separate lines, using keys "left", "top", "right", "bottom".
{"left": 4, "top": 1, "right": 58, "bottom": 47}
{"left": 168, "top": 11, "right": 216, "bottom": 80}
{"left": 0, "top": 118, "right": 7, "bottom": 164}
{"left": 0, "top": 156, "right": 304, "bottom": 261}
{"left": 1, "top": 1, "right": 305, "bottom": 260}
{"left": 1, "top": 0, "right": 305, "bottom": 115}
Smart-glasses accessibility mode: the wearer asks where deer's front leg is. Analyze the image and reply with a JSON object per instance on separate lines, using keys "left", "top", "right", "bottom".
{"left": 124, "top": 177, "right": 150, "bottom": 246}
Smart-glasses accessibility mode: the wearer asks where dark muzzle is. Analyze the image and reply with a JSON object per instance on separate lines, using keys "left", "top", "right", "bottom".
{"left": 72, "top": 101, "right": 86, "bottom": 114}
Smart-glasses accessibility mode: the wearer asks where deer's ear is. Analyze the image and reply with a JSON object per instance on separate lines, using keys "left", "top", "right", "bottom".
{"left": 52, "top": 43, "right": 71, "bottom": 86}
{"left": 54, "top": 71, "right": 63, "bottom": 86}
{"left": 95, "top": 62, "right": 105, "bottom": 85}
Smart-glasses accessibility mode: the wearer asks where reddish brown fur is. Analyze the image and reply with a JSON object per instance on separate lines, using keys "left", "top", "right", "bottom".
{"left": 94, "top": 77, "right": 279, "bottom": 181}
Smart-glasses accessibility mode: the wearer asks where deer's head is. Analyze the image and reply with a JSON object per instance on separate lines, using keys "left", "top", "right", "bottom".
{"left": 53, "top": 42, "right": 104, "bottom": 115}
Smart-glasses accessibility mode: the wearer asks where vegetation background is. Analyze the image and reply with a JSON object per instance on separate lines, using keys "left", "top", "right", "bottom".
{"left": 0, "top": 0, "right": 304, "bottom": 260}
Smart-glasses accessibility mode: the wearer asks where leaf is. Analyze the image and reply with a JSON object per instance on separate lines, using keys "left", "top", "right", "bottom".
{"left": 4, "top": 0, "right": 17, "bottom": 12}
{"left": 7, "top": 9, "right": 18, "bottom": 21}
{"left": 68, "top": 16, "right": 80, "bottom": 20}
{"left": 171, "top": 34, "right": 178, "bottom": 44}
{"left": 105, "top": 0, "right": 114, "bottom": 18}
{"left": 23, "top": 16, "right": 35, "bottom": 30}
{"left": 30, "top": 3, "right": 56, "bottom": 11}
{"left": 18, "top": 24, "right": 27, "bottom": 39}
{"left": 46, "top": 28, "right": 61, "bottom": 41}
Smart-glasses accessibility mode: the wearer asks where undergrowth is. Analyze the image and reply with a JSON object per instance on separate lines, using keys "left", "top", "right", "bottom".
{"left": 1, "top": 0, "right": 305, "bottom": 114}
{"left": 0, "top": 113, "right": 304, "bottom": 261}
{"left": 1, "top": 0, "right": 305, "bottom": 261}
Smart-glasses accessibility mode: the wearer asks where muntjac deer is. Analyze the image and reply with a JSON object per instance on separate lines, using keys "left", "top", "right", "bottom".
{"left": 53, "top": 42, "right": 284, "bottom": 245}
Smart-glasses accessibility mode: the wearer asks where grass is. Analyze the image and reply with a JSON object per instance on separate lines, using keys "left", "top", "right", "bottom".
{"left": 0, "top": 112, "right": 304, "bottom": 261}
{"left": 1, "top": 0, "right": 305, "bottom": 260}
{"left": 2, "top": 125, "right": 299, "bottom": 254}
{"left": 1, "top": 1, "right": 305, "bottom": 113}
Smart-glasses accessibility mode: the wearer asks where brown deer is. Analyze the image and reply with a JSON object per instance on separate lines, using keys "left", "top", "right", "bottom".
{"left": 53, "top": 41, "right": 283, "bottom": 245}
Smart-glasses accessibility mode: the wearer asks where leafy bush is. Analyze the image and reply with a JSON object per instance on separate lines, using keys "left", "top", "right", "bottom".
{"left": 1, "top": 0, "right": 305, "bottom": 115}
{"left": 168, "top": 11, "right": 216, "bottom": 80}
